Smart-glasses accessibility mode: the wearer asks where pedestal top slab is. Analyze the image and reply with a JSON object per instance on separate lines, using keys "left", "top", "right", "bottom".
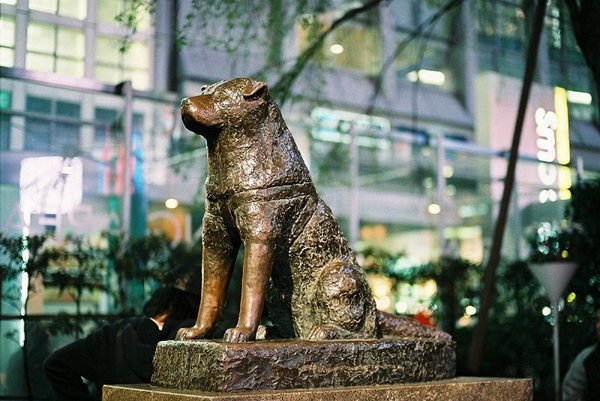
{"left": 104, "top": 377, "right": 533, "bottom": 401}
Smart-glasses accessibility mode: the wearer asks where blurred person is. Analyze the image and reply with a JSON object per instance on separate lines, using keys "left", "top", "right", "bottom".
{"left": 562, "top": 307, "right": 600, "bottom": 401}
{"left": 43, "top": 285, "right": 199, "bottom": 401}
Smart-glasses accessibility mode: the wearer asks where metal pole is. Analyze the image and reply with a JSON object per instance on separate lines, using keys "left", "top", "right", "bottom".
{"left": 576, "top": 156, "right": 584, "bottom": 182}
{"left": 512, "top": 188, "right": 522, "bottom": 261}
{"left": 436, "top": 132, "right": 446, "bottom": 256}
{"left": 120, "top": 80, "right": 133, "bottom": 245}
{"left": 349, "top": 124, "right": 359, "bottom": 249}
{"left": 552, "top": 300, "right": 560, "bottom": 401}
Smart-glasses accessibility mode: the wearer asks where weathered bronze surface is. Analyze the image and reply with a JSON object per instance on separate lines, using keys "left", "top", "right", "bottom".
{"left": 152, "top": 338, "right": 455, "bottom": 392}
{"left": 177, "top": 78, "right": 448, "bottom": 343}
{"left": 105, "top": 377, "right": 534, "bottom": 401}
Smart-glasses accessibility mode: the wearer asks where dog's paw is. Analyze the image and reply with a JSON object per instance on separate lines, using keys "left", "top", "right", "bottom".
{"left": 175, "top": 326, "right": 209, "bottom": 340}
{"left": 306, "top": 325, "right": 342, "bottom": 340}
{"left": 223, "top": 327, "right": 255, "bottom": 342}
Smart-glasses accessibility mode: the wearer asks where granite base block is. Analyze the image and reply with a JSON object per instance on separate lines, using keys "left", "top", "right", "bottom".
{"left": 151, "top": 337, "right": 455, "bottom": 392}
{"left": 103, "top": 377, "right": 533, "bottom": 401}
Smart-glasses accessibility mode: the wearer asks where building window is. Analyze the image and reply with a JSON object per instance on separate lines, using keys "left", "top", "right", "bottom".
{"left": 327, "top": 22, "right": 381, "bottom": 75}
{"left": 475, "top": 0, "right": 527, "bottom": 78}
{"left": 26, "top": 22, "right": 85, "bottom": 77}
{"left": 29, "top": 0, "right": 87, "bottom": 19}
{"left": 0, "top": 90, "right": 11, "bottom": 150}
{"left": 97, "top": 0, "right": 150, "bottom": 30}
{"left": 546, "top": 4, "right": 593, "bottom": 117}
{"left": 94, "top": 0, "right": 152, "bottom": 90}
{"left": 95, "top": 36, "right": 150, "bottom": 90}
{"left": 297, "top": 10, "right": 381, "bottom": 76}
{"left": 393, "top": 2, "right": 456, "bottom": 91}
{"left": 394, "top": 31, "right": 452, "bottom": 89}
{"left": 0, "top": 15, "right": 15, "bottom": 67}
{"left": 24, "top": 96, "right": 80, "bottom": 154}
{"left": 93, "top": 107, "right": 144, "bottom": 148}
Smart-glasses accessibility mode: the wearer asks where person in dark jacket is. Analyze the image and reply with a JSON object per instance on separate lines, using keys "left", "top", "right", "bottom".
{"left": 562, "top": 307, "right": 600, "bottom": 401}
{"left": 43, "top": 286, "right": 199, "bottom": 401}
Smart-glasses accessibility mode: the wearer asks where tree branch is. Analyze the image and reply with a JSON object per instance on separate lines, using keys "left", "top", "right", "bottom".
{"left": 467, "top": 0, "right": 548, "bottom": 374}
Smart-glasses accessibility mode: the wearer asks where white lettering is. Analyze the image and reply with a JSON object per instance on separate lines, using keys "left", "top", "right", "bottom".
{"left": 538, "top": 163, "right": 558, "bottom": 186}
{"left": 535, "top": 108, "right": 558, "bottom": 130}
{"left": 536, "top": 108, "right": 559, "bottom": 202}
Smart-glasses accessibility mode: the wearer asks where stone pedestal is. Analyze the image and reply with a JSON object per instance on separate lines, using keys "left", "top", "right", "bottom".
{"left": 151, "top": 338, "right": 455, "bottom": 392}
{"left": 103, "top": 377, "right": 533, "bottom": 401}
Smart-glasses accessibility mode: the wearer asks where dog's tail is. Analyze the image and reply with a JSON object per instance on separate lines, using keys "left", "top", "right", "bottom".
{"left": 377, "top": 310, "right": 452, "bottom": 340}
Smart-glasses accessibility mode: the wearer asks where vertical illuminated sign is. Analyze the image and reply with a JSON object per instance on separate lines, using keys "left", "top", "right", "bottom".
{"left": 535, "top": 88, "right": 571, "bottom": 203}
{"left": 554, "top": 87, "right": 571, "bottom": 200}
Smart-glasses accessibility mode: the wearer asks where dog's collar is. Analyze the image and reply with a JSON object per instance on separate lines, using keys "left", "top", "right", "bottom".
{"left": 207, "top": 182, "right": 316, "bottom": 203}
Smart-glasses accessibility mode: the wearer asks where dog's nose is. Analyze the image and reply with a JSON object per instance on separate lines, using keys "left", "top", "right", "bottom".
{"left": 181, "top": 98, "right": 198, "bottom": 115}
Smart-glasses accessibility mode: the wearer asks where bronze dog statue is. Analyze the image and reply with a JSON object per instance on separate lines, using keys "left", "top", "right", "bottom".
{"left": 176, "top": 78, "right": 446, "bottom": 342}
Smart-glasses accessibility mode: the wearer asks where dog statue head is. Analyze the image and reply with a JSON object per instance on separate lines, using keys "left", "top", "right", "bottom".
{"left": 181, "top": 78, "right": 270, "bottom": 138}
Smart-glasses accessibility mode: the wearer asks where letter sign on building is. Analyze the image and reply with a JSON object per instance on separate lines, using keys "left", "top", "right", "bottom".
{"left": 535, "top": 88, "right": 571, "bottom": 203}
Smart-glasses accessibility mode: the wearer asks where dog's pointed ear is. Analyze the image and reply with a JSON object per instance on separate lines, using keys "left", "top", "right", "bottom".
{"left": 243, "top": 81, "right": 268, "bottom": 101}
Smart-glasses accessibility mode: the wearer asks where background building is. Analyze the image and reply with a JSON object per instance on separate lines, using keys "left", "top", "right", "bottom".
{"left": 2, "top": 0, "right": 597, "bottom": 258}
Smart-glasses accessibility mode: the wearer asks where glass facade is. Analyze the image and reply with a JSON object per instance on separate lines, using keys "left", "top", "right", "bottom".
{"left": 0, "top": 0, "right": 151, "bottom": 89}
{"left": 23, "top": 96, "right": 81, "bottom": 153}
{"left": 26, "top": 22, "right": 85, "bottom": 77}
{"left": 29, "top": 0, "right": 87, "bottom": 18}
{"left": 0, "top": 14, "right": 15, "bottom": 67}
{"left": 95, "top": 36, "right": 150, "bottom": 90}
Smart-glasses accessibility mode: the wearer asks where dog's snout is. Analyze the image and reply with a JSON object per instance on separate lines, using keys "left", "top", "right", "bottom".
{"left": 181, "top": 98, "right": 198, "bottom": 116}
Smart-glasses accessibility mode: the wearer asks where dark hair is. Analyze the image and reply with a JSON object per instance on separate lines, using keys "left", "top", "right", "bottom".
{"left": 143, "top": 287, "right": 200, "bottom": 322}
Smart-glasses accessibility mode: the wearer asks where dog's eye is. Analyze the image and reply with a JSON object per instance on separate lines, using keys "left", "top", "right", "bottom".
{"left": 245, "top": 93, "right": 260, "bottom": 101}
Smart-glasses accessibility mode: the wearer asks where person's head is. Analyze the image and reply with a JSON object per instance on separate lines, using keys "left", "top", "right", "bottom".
{"left": 143, "top": 286, "right": 200, "bottom": 322}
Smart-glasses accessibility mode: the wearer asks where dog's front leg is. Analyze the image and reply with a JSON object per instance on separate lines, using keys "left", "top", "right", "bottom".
{"left": 177, "top": 211, "right": 238, "bottom": 340}
{"left": 223, "top": 239, "right": 274, "bottom": 342}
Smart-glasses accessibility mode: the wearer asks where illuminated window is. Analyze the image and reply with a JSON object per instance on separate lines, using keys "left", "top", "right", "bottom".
{"left": 29, "top": 0, "right": 57, "bottom": 14}
{"left": 97, "top": 0, "right": 151, "bottom": 31}
{"left": 327, "top": 23, "right": 381, "bottom": 75}
{"left": 29, "top": 0, "right": 87, "bottom": 19}
{"left": 394, "top": 31, "right": 453, "bottom": 90}
{"left": 0, "top": 15, "right": 15, "bottom": 67}
{"left": 26, "top": 22, "right": 85, "bottom": 77}
{"left": 95, "top": 35, "right": 150, "bottom": 90}
{"left": 24, "top": 96, "right": 80, "bottom": 154}
{"left": 297, "top": 10, "right": 381, "bottom": 76}
{"left": 0, "top": 90, "right": 11, "bottom": 150}
{"left": 97, "top": 0, "right": 121, "bottom": 24}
